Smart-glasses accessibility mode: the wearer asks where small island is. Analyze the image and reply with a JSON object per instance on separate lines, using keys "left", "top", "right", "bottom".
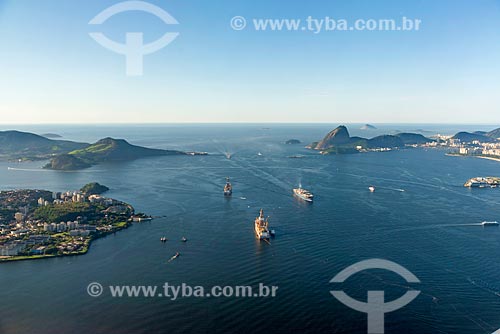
{"left": 80, "top": 182, "right": 110, "bottom": 195}
{"left": 0, "top": 183, "right": 146, "bottom": 262}
{"left": 360, "top": 124, "right": 377, "bottom": 130}
{"left": 285, "top": 139, "right": 301, "bottom": 145}
{"left": 464, "top": 177, "right": 500, "bottom": 188}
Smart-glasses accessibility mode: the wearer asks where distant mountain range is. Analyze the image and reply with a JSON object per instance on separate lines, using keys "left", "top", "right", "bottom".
{"left": 0, "top": 131, "right": 88, "bottom": 160}
{"left": 452, "top": 128, "right": 500, "bottom": 142}
{"left": 451, "top": 132, "right": 496, "bottom": 143}
{"left": 309, "top": 125, "right": 500, "bottom": 154}
{"left": 2, "top": 126, "right": 500, "bottom": 168}
{"left": 487, "top": 128, "right": 500, "bottom": 139}
{"left": 307, "top": 126, "right": 435, "bottom": 153}
{"left": 0, "top": 130, "right": 185, "bottom": 170}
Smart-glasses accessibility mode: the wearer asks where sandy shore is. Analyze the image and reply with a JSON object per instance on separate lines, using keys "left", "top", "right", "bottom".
{"left": 476, "top": 156, "right": 500, "bottom": 163}
{"left": 446, "top": 153, "right": 500, "bottom": 163}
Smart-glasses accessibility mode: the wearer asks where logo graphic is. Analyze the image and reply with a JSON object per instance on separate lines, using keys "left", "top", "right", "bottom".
{"left": 330, "top": 259, "right": 420, "bottom": 334}
{"left": 230, "top": 16, "right": 247, "bottom": 31}
{"left": 87, "top": 282, "right": 104, "bottom": 297}
{"left": 89, "top": 1, "right": 179, "bottom": 76}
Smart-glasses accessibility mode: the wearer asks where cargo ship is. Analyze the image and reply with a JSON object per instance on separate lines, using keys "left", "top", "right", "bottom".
{"left": 293, "top": 186, "right": 314, "bottom": 202}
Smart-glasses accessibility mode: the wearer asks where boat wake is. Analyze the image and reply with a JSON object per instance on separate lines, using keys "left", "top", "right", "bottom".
{"left": 7, "top": 167, "right": 51, "bottom": 172}
{"left": 7, "top": 167, "right": 104, "bottom": 173}
{"left": 167, "top": 252, "right": 180, "bottom": 263}
{"left": 467, "top": 277, "right": 500, "bottom": 297}
{"left": 387, "top": 223, "right": 494, "bottom": 234}
{"left": 369, "top": 186, "right": 405, "bottom": 193}
{"left": 210, "top": 139, "right": 237, "bottom": 160}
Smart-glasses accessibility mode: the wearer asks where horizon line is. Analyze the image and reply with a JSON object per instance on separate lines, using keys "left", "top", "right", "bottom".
{"left": 1, "top": 122, "right": 500, "bottom": 126}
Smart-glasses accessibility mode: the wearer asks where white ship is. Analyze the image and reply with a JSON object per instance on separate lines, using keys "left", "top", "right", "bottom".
{"left": 481, "top": 221, "right": 499, "bottom": 227}
{"left": 293, "top": 186, "right": 313, "bottom": 202}
{"left": 254, "top": 209, "right": 271, "bottom": 240}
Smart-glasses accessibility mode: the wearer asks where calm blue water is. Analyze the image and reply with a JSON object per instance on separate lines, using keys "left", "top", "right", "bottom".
{"left": 1, "top": 124, "right": 500, "bottom": 334}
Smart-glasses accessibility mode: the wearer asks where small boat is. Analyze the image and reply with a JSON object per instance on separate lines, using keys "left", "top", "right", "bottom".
{"left": 168, "top": 252, "right": 180, "bottom": 262}
{"left": 369, "top": 186, "right": 376, "bottom": 192}
{"left": 481, "top": 221, "right": 499, "bottom": 227}
{"left": 257, "top": 152, "right": 263, "bottom": 156}
{"left": 133, "top": 216, "right": 153, "bottom": 222}
{"left": 160, "top": 237, "right": 167, "bottom": 242}
{"left": 270, "top": 229, "right": 276, "bottom": 237}
{"left": 181, "top": 237, "right": 188, "bottom": 242}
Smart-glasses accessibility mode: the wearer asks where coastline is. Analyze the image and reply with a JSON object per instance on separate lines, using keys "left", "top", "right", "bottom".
{"left": 476, "top": 156, "right": 500, "bottom": 163}
{"left": 0, "top": 185, "right": 149, "bottom": 263}
{"left": 446, "top": 153, "right": 500, "bottom": 163}
{"left": 0, "top": 221, "right": 132, "bottom": 263}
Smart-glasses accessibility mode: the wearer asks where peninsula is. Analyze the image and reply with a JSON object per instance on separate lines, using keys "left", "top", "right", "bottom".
{"left": 0, "top": 183, "right": 148, "bottom": 262}
{"left": 44, "top": 137, "right": 186, "bottom": 170}
{"left": 0, "top": 130, "right": 195, "bottom": 170}
{"left": 307, "top": 125, "right": 435, "bottom": 154}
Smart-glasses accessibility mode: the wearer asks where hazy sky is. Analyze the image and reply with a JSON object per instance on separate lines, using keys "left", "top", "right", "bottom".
{"left": 0, "top": 0, "right": 499, "bottom": 124}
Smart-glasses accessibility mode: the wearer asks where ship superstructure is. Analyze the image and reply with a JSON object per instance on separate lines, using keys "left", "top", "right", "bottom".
{"left": 254, "top": 209, "right": 270, "bottom": 240}
{"left": 224, "top": 177, "right": 232, "bottom": 196}
{"left": 293, "top": 187, "right": 314, "bottom": 202}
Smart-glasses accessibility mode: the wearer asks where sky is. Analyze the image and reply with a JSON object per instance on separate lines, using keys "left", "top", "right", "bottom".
{"left": 0, "top": 0, "right": 499, "bottom": 124}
